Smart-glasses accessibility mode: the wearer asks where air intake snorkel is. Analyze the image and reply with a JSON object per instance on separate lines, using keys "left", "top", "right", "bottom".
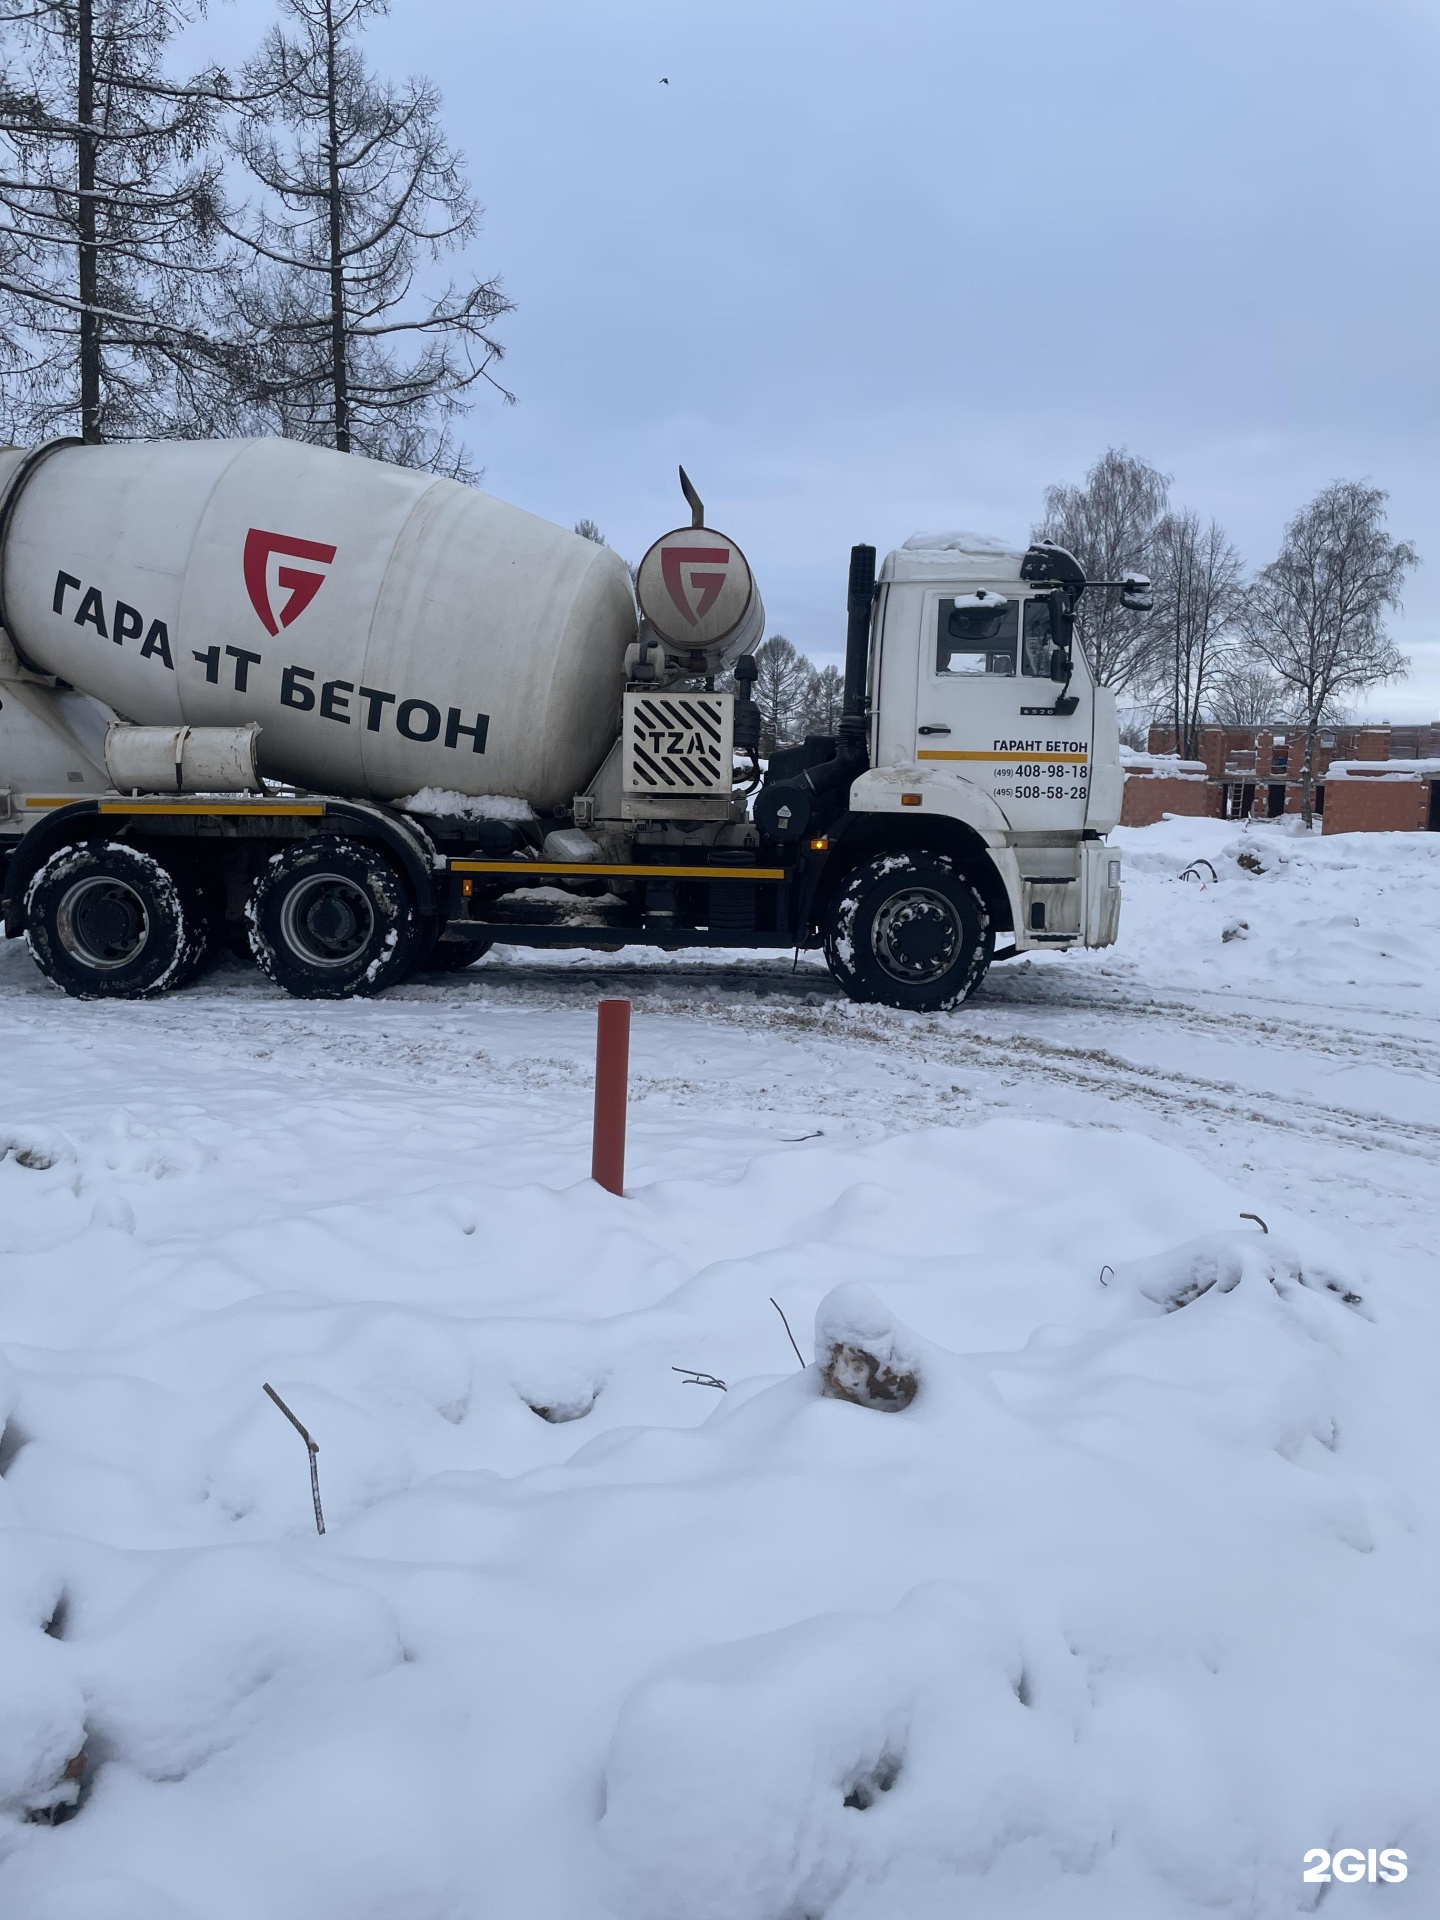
{"left": 838, "top": 543, "right": 876, "bottom": 752}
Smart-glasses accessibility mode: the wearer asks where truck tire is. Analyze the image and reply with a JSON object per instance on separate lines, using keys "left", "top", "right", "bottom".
{"left": 246, "top": 835, "right": 420, "bottom": 998}
{"left": 823, "top": 851, "right": 992, "bottom": 1012}
{"left": 25, "top": 840, "right": 210, "bottom": 1000}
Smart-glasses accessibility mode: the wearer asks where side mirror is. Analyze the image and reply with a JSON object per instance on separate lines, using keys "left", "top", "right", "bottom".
{"left": 1050, "top": 647, "right": 1070, "bottom": 683}
{"left": 1121, "top": 573, "right": 1152, "bottom": 613}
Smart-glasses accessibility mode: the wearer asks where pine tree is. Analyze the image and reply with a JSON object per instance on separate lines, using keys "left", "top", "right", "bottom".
{"left": 0, "top": 0, "right": 230, "bottom": 440}
{"left": 797, "top": 661, "right": 843, "bottom": 737}
{"left": 223, "top": 0, "right": 511, "bottom": 476}
{"left": 752, "top": 634, "right": 811, "bottom": 755}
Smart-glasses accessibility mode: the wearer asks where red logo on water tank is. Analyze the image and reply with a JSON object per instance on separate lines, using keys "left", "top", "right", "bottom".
{"left": 661, "top": 544, "right": 730, "bottom": 626}
{"left": 244, "top": 529, "right": 337, "bottom": 636}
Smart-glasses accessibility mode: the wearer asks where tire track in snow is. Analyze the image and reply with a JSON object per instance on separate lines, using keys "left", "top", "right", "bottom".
{"left": 5, "top": 954, "right": 1438, "bottom": 1167}
{"left": 459, "top": 961, "right": 1440, "bottom": 1092}
{"left": 977, "top": 975, "right": 1440, "bottom": 1080}
{"left": 438, "top": 960, "right": 1440, "bottom": 1082}
{"left": 690, "top": 999, "right": 1440, "bottom": 1166}
{"left": 410, "top": 962, "right": 1440, "bottom": 1167}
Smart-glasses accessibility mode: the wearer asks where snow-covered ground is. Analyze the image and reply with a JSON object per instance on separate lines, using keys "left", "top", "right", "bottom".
{"left": 2, "top": 815, "right": 1438, "bottom": 1918}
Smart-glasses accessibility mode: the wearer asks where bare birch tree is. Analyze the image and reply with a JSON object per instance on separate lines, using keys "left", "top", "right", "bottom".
{"left": 1035, "top": 448, "right": 1169, "bottom": 691}
{"left": 1144, "top": 511, "right": 1245, "bottom": 759}
{"left": 0, "top": 0, "right": 231, "bottom": 440}
{"left": 1207, "top": 658, "right": 1293, "bottom": 727}
{"left": 223, "top": 0, "right": 511, "bottom": 475}
{"left": 1246, "top": 482, "right": 1415, "bottom": 824}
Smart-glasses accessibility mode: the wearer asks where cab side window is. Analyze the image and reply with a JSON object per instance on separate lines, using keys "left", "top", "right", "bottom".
{"left": 1021, "top": 598, "right": 1055, "bottom": 677}
{"left": 937, "top": 597, "right": 1017, "bottom": 676}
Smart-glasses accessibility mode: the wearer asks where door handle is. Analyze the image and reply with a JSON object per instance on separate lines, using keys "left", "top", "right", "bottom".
{"left": 917, "top": 725, "right": 951, "bottom": 735}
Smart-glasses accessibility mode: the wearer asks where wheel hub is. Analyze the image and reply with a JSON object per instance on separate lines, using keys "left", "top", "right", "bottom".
{"left": 56, "top": 877, "right": 150, "bottom": 970}
{"left": 280, "top": 874, "right": 376, "bottom": 967}
{"left": 872, "top": 887, "right": 962, "bottom": 984}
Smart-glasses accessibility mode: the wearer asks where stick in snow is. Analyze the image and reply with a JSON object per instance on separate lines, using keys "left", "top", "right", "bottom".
{"left": 672, "top": 1368, "right": 726, "bottom": 1391}
{"left": 262, "top": 1383, "right": 326, "bottom": 1535}
{"left": 1239, "top": 1212, "right": 1269, "bottom": 1235}
{"left": 770, "top": 1296, "right": 806, "bottom": 1369}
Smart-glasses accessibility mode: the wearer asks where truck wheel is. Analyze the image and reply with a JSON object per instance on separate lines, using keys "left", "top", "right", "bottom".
{"left": 25, "top": 840, "right": 210, "bottom": 1000}
{"left": 246, "top": 835, "right": 420, "bottom": 998}
{"left": 823, "top": 851, "right": 992, "bottom": 1012}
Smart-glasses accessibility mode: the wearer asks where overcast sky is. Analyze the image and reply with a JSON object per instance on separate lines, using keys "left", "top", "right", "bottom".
{"left": 189, "top": 0, "right": 1440, "bottom": 717}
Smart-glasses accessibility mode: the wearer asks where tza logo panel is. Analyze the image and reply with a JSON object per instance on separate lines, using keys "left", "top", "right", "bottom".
{"left": 244, "top": 529, "right": 337, "bottom": 636}
{"left": 621, "top": 691, "right": 733, "bottom": 796}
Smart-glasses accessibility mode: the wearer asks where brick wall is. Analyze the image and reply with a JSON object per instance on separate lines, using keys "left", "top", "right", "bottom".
{"left": 1121, "top": 775, "right": 1216, "bottom": 827}
{"left": 1147, "top": 723, "right": 1381, "bottom": 787}
{"left": 1142, "top": 721, "right": 1440, "bottom": 823}
{"left": 1322, "top": 777, "right": 1431, "bottom": 835}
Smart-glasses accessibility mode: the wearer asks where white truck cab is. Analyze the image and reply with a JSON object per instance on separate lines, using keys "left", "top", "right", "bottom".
{"left": 753, "top": 531, "right": 1143, "bottom": 1007}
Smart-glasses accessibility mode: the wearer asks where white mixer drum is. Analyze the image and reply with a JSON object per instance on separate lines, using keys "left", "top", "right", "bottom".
{"left": 0, "top": 438, "right": 637, "bottom": 809}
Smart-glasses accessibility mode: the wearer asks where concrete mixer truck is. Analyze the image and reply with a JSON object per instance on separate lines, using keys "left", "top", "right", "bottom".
{"left": 0, "top": 437, "right": 1147, "bottom": 1008}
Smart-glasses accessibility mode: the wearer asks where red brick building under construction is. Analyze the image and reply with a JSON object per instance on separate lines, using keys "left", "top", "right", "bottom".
{"left": 1122, "top": 723, "right": 1440, "bottom": 834}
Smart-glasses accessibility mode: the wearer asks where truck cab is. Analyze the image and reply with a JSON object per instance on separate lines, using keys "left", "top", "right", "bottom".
{"left": 747, "top": 531, "right": 1133, "bottom": 1009}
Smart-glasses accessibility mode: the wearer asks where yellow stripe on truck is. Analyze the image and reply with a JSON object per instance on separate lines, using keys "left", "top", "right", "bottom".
{"left": 451, "top": 860, "right": 786, "bottom": 881}
{"left": 23, "top": 798, "right": 326, "bottom": 814}
{"left": 98, "top": 800, "right": 326, "bottom": 816}
{"left": 916, "top": 750, "right": 1090, "bottom": 763}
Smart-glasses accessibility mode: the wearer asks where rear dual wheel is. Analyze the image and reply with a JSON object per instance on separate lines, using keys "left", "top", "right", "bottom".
{"left": 25, "top": 840, "right": 212, "bottom": 999}
{"left": 246, "top": 835, "right": 421, "bottom": 999}
{"left": 27, "top": 834, "right": 427, "bottom": 1002}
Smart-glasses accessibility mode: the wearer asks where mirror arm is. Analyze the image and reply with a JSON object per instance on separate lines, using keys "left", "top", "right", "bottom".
{"left": 1087, "top": 575, "right": 1154, "bottom": 613}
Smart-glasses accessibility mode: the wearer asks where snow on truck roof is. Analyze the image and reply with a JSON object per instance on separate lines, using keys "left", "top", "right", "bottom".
{"left": 902, "top": 529, "right": 1019, "bottom": 554}
{"left": 881, "top": 531, "right": 1076, "bottom": 586}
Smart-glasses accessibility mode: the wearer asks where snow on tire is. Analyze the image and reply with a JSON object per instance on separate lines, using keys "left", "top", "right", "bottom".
{"left": 246, "top": 835, "right": 420, "bottom": 999}
{"left": 823, "top": 851, "right": 992, "bottom": 1012}
{"left": 25, "top": 839, "right": 210, "bottom": 1000}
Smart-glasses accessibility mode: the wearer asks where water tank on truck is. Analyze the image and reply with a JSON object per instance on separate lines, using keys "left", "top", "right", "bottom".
{"left": 0, "top": 438, "right": 637, "bottom": 810}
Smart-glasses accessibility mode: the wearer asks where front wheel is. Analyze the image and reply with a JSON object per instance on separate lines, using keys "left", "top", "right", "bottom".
{"left": 25, "top": 840, "right": 210, "bottom": 999}
{"left": 823, "top": 851, "right": 992, "bottom": 1011}
{"left": 246, "top": 836, "right": 420, "bottom": 999}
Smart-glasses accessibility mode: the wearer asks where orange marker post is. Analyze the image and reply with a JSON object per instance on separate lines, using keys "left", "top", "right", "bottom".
{"left": 591, "top": 999, "right": 631, "bottom": 1195}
